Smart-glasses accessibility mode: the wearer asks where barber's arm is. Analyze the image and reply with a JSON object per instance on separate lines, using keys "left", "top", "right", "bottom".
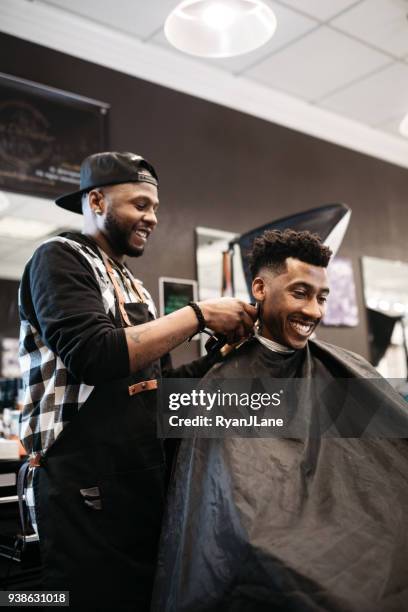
{"left": 124, "top": 298, "right": 257, "bottom": 373}
{"left": 27, "top": 241, "right": 256, "bottom": 383}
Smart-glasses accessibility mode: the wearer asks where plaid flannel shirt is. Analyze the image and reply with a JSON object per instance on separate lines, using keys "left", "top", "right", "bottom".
{"left": 18, "top": 234, "right": 156, "bottom": 532}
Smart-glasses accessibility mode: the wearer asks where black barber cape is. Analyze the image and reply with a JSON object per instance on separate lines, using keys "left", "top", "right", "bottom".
{"left": 152, "top": 338, "right": 408, "bottom": 612}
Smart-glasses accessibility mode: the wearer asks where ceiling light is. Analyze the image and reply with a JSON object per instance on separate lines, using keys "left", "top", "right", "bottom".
{"left": 0, "top": 216, "right": 58, "bottom": 240}
{"left": 202, "top": 3, "right": 236, "bottom": 29}
{"left": 164, "top": 0, "right": 277, "bottom": 58}
{"left": 399, "top": 112, "right": 408, "bottom": 138}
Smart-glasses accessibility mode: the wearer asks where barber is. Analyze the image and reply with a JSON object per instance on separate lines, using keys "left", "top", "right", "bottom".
{"left": 18, "top": 152, "right": 257, "bottom": 611}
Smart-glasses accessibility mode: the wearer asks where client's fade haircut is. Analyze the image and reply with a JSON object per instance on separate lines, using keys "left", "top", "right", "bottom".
{"left": 249, "top": 229, "right": 332, "bottom": 278}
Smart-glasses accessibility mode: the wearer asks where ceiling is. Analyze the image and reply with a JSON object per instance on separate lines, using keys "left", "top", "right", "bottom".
{"left": 1, "top": 0, "right": 408, "bottom": 278}
{"left": 5, "top": 0, "right": 408, "bottom": 144}
{"left": 1, "top": 0, "right": 408, "bottom": 165}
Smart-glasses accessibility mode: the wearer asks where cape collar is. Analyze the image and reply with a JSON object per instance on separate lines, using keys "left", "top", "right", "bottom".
{"left": 254, "top": 330, "right": 295, "bottom": 354}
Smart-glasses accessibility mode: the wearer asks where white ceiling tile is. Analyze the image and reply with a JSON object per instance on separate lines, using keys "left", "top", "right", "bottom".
{"left": 320, "top": 62, "right": 408, "bottom": 125}
{"left": 332, "top": 0, "right": 408, "bottom": 58}
{"left": 279, "top": 0, "right": 360, "bottom": 21}
{"left": 245, "top": 26, "right": 389, "bottom": 101}
{"left": 152, "top": 1, "right": 318, "bottom": 73}
{"left": 41, "top": 0, "right": 179, "bottom": 40}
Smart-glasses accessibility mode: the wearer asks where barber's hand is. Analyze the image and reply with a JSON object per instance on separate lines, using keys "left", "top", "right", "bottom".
{"left": 198, "top": 298, "right": 257, "bottom": 344}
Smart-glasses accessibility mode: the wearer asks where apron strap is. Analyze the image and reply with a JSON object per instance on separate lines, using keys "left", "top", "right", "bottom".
{"left": 129, "top": 379, "right": 158, "bottom": 396}
{"left": 99, "top": 250, "right": 145, "bottom": 327}
{"left": 122, "top": 266, "right": 146, "bottom": 304}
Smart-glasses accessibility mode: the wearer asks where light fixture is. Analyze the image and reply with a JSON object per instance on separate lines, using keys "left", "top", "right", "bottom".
{"left": 399, "top": 112, "right": 408, "bottom": 138}
{"left": 164, "top": 0, "right": 277, "bottom": 58}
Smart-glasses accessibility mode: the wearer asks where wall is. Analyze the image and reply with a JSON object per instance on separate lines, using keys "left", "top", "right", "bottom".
{"left": 0, "top": 279, "right": 19, "bottom": 338}
{"left": 1, "top": 32, "right": 408, "bottom": 362}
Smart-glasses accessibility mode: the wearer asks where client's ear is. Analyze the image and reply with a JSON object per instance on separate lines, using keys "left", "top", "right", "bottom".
{"left": 252, "top": 277, "right": 265, "bottom": 302}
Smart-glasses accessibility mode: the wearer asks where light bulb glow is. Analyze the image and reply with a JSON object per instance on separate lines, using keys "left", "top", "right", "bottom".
{"left": 202, "top": 3, "right": 238, "bottom": 30}
{"left": 165, "top": 0, "right": 277, "bottom": 58}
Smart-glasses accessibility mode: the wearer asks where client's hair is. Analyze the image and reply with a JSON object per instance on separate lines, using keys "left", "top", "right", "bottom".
{"left": 249, "top": 229, "right": 332, "bottom": 278}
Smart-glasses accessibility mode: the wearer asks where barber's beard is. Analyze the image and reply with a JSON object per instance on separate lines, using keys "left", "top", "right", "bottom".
{"left": 104, "top": 210, "right": 144, "bottom": 258}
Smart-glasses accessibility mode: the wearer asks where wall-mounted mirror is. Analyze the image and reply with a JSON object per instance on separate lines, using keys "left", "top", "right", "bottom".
{"left": 195, "top": 226, "right": 249, "bottom": 302}
{"left": 361, "top": 256, "right": 408, "bottom": 383}
{"left": 195, "top": 226, "right": 249, "bottom": 355}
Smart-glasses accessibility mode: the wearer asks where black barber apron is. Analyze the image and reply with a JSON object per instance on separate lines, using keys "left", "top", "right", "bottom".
{"left": 34, "top": 301, "right": 166, "bottom": 611}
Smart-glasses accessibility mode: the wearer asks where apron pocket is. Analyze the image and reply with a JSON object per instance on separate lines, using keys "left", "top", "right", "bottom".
{"left": 97, "top": 463, "right": 166, "bottom": 563}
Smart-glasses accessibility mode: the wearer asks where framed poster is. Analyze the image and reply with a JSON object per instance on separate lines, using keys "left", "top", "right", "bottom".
{"left": 0, "top": 72, "right": 109, "bottom": 200}
{"left": 322, "top": 257, "right": 359, "bottom": 327}
{"left": 159, "top": 277, "right": 198, "bottom": 317}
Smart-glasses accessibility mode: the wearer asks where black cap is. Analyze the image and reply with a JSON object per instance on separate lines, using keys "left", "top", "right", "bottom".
{"left": 55, "top": 151, "right": 159, "bottom": 214}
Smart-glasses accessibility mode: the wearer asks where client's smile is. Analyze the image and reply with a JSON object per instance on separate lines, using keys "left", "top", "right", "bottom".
{"left": 288, "top": 318, "right": 316, "bottom": 337}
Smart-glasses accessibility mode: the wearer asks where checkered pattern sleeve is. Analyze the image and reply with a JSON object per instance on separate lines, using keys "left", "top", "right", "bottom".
{"left": 21, "top": 240, "right": 130, "bottom": 386}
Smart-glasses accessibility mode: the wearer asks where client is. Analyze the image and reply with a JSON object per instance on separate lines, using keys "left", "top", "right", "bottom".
{"left": 153, "top": 230, "right": 408, "bottom": 612}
